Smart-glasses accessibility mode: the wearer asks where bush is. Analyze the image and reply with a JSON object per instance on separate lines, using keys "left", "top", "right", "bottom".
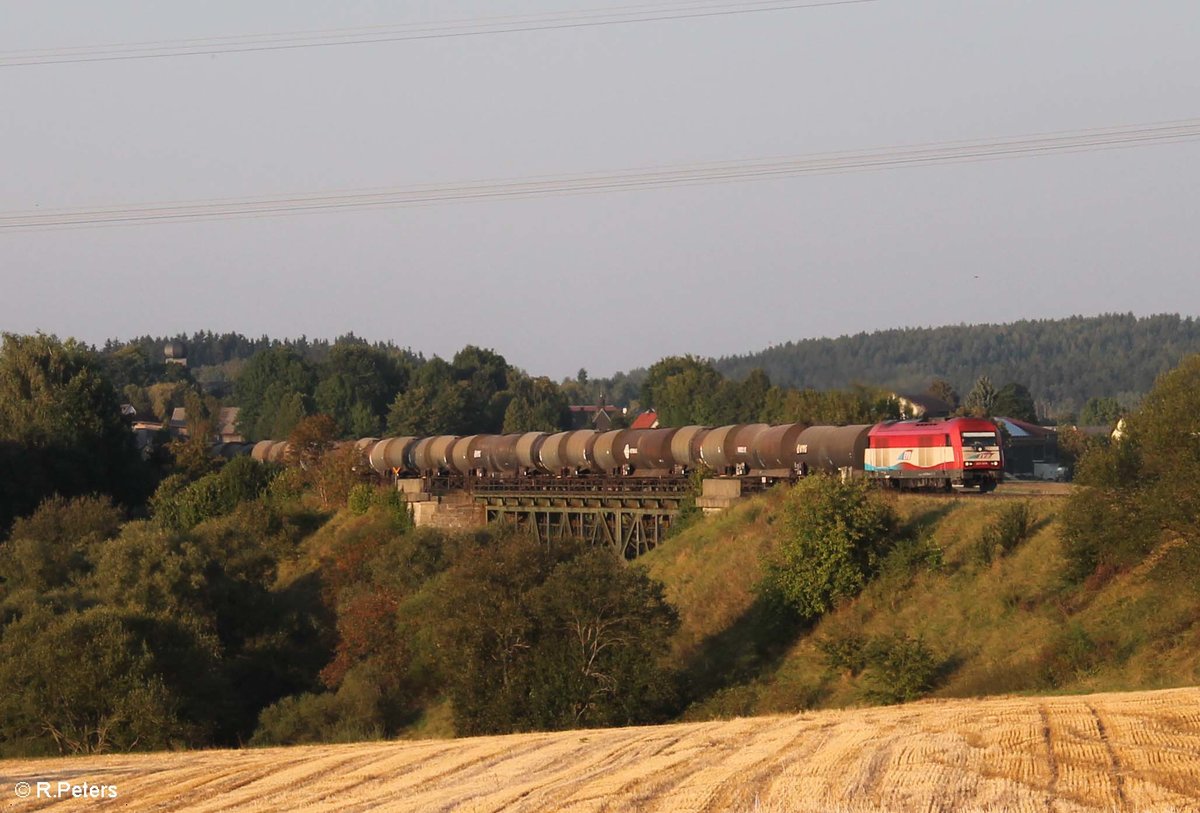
{"left": 151, "top": 457, "right": 275, "bottom": 531}
{"left": 347, "top": 484, "right": 375, "bottom": 515}
{"left": 863, "top": 634, "right": 940, "bottom": 704}
{"left": 0, "top": 607, "right": 218, "bottom": 755}
{"left": 973, "top": 501, "right": 1033, "bottom": 565}
{"left": 880, "top": 534, "right": 944, "bottom": 580}
{"left": 1034, "top": 623, "right": 1109, "bottom": 688}
{"left": 816, "top": 630, "right": 869, "bottom": 676}
{"left": 760, "top": 476, "right": 897, "bottom": 621}
{"left": 251, "top": 666, "right": 388, "bottom": 746}
{"left": 1060, "top": 486, "right": 1155, "bottom": 584}
{"left": 0, "top": 495, "right": 123, "bottom": 597}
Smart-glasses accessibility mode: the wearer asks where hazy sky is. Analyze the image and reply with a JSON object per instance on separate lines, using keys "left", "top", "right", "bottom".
{"left": 2, "top": 1, "right": 1198, "bottom": 379}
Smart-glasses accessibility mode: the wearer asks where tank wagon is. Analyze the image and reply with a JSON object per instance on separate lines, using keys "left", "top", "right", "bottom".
{"left": 330, "top": 416, "right": 1003, "bottom": 491}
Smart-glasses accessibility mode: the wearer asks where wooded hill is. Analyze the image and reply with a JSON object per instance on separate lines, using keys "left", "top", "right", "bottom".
{"left": 714, "top": 313, "right": 1200, "bottom": 416}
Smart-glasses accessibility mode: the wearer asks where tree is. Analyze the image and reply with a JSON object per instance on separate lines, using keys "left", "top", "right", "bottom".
{"left": 0, "top": 496, "right": 123, "bottom": 604}
{"left": 734, "top": 369, "right": 772, "bottom": 423}
{"left": 102, "top": 344, "right": 154, "bottom": 391}
{"left": 314, "top": 343, "right": 408, "bottom": 438}
{"left": 146, "top": 380, "right": 190, "bottom": 422}
{"left": 761, "top": 476, "right": 897, "bottom": 621}
{"left": 0, "top": 607, "right": 216, "bottom": 755}
{"left": 642, "top": 356, "right": 725, "bottom": 426}
{"left": 1059, "top": 354, "right": 1200, "bottom": 583}
{"left": 283, "top": 414, "right": 360, "bottom": 508}
{"left": 993, "top": 382, "right": 1038, "bottom": 423}
{"left": 502, "top": 377, "right": 571, "bottom": 433}
{"left": 1079, "top": 396, "right": 1122, "bottom": 427}
{"left": 0, "top": 333, "right": 146, "bottom": 533}
{"left": 525, "top": 549, "right": 678, "bottom": 728}
{"left": 962, "top": 375, "right": 998, "bottom": 417}
{"left": 262, "top": 390, "right": 308, "bottom": 440}
{"left": 1128, "top": 353, "right": 1200, "bottom": 537}
{"left": 928, "top": 378, "right": 960, "bottom": 412}
{"left": 234, "top": 348, "right": 316, "bottom": 441}
{"left": 434, "top": 532, "right": 678, "bottom": 735}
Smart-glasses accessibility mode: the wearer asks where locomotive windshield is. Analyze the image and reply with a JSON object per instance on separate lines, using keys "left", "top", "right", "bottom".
{"left": 962, "top": 431, "right": 999, "bottom": 451}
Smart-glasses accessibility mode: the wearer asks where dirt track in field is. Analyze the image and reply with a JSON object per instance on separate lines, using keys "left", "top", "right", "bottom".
{"left": 3, "top": 687, "right": 1199, "bottom": 812}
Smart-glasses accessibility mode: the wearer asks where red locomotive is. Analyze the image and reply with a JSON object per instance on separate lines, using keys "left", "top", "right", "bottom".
{"left": 864, "top": 417, "right": 1003, "bottom": 491}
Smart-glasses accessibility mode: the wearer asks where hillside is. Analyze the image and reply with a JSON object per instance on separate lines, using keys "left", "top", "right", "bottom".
{"left": 713, "top": 313, "right": 1200, "bottom": 413}
{"left": 2, "top": 686, "right": 1196, "bottom": 811}
{"left": 640, "top": 490, "right": 1200, "bottom": 720}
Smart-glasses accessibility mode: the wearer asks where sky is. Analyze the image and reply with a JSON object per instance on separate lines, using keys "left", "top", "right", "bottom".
{"left": 1, "top": 0, "right": 1198, "bottom": 379}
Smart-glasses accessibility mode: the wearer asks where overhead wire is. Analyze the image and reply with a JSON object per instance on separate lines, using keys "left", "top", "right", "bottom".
{"left": 0, "top": 0, "right": 880, "bottom": 67}
{"left": 3, "top": 118, "right": 1198, "bottom": 232}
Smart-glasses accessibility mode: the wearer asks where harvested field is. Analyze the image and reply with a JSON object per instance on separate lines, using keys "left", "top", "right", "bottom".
{"left": 3, "top": 687, "right": 1198, "bottom": 812}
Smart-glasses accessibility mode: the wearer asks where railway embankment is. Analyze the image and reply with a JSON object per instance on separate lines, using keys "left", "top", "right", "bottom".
{"left": 640, "top": 487, "right": 1198, "bottom": 721}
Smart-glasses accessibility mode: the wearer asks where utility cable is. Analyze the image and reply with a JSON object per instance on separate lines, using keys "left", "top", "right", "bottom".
{"left": 2, "top": 118, "right": 1197, "bottom": 231}
{"left": 0, "top": 0, "right": 880, "bottom": 67}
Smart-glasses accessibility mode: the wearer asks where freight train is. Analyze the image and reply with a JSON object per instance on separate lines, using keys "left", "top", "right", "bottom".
{"left": 224, "top": 416, "right": 1004, "bottom": 492}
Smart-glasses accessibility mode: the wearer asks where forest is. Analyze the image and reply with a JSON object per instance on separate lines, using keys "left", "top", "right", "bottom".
{"left": 714, "top": 313, "right": 1200, "bottom": 417}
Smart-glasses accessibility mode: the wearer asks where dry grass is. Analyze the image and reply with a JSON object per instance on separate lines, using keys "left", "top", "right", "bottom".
{"left": 3, "top": 687, "right": 1198, "bottom": 812}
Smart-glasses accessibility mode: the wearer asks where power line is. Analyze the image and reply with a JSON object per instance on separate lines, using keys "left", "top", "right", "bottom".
{"left": 0, "top": 0, "right": 880, "bottom": 67}
{"left": 3, "top": 118, "right": 1197, "bottom": 232}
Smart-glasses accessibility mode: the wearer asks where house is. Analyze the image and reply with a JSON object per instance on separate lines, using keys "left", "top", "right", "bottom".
{"left": 567, "top": 404, "right": 625, "bottom": 431}
{"left": 994, "top": 416, "right": 1059, "bottom": 478}
{"left": 629, "top": 410, "right": 660, "bottom": 430}
{"left": 169, "top": 406, "right": 244, "bottom": 443}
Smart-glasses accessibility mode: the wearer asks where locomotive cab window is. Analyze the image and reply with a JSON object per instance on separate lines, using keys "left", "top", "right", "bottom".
{"left": 962, "top": 432, "right": 999, "bottom": 450}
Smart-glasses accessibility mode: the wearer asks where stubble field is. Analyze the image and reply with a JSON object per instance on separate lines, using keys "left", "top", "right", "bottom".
{"left": 3, "top": 687, "right": 1198, "bottom": 812}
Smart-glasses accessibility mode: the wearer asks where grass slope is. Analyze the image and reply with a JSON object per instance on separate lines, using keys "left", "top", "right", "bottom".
{"left": 640, "top": 489, "right": 1200, "bottom": 720}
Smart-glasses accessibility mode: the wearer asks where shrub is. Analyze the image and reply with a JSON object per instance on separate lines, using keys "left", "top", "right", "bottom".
{"left": 251, "top": 665, "right": 387, "bottom": 746}
{"left": 973, "top": 501, "right": 1033, "bottom": 565}
{"left": 0, "top": 607, "right": 217, "bottom": 755}
{"left": 760, "top": 476, "right": 897, "bottom": 621}
{"left": 863, "top": 634, "right": 940, "bottom": 704}
{"left": 1060, "top": 486, "right": 1156, "bottom": 584}
{"left": 1034, "top": 623, "right": 1107, "bottom": 688}
{"left": 816, "top": 630, "right": 869, "bottom": 676}
{"left": 0, "top": 495, "right": 123, "bottom": 596}
{"left": 151, "top": 456, "right": 275, "bottom": 531}
{"left": 347, "top": 484, "right": 375, "bottom": 515}
{"left": 880, "top": 533, "right": 944, "bottom": 580}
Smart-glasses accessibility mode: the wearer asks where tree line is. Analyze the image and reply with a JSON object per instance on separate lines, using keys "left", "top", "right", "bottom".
{"left": 713, "top": 313, "right": 1200, "bottom": 418}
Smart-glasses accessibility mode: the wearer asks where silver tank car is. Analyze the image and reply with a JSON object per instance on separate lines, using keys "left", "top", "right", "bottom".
{"left": 513, "top": 432, "right": 548, "bottom": 475}
{"left": 368, "top": 436, "right": 419, "bottom": 475}
{"left": 538, "top": 430, "right": 599, "bottom": 474}
{"left": 699, "top": 423, "right": 770, "bottom": 473}
{"left": 593, "top": 429, "right": 650, "bottom": 474}
{"left": 409, "top": 435, "right": 459, "bottom": 473}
